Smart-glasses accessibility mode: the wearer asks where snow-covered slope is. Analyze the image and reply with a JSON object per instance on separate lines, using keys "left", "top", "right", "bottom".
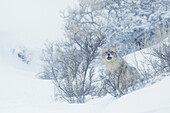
{"left": 0, "top": 52, "right": 170, "bottom": 113}
{"left": 0, "top": 0, "right": 78, "bottom": 72}
{"left": 0, "top": 56, "right": 54, "bottom": 113}
{"left": 104, "top": 74, "right": 170, "bottom": 113}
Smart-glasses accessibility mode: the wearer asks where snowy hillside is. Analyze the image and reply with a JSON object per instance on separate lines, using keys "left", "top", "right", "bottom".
{"left": 0, "top": 55, "right": 53, "bottom": 113}
{"left": 0, "top": 0, "right": 78, "bottom": 72}
{"left": 104, "top": 74, "right": 170, "bottom": 113}
{"left": 0, "top": 48, "right": 170, "bottom": 113}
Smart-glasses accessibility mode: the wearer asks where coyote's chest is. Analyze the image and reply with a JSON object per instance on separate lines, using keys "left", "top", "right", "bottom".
{"left": 104, "top": 59, "right": 124, "bottom": 75}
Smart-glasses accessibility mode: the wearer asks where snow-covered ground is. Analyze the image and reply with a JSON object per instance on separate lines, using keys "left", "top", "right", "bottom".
{"left": 0, "top": 53, "right": 170, "bottom": 113}
{"left": 0, "top": 35, "right": 170, "bottom": 113}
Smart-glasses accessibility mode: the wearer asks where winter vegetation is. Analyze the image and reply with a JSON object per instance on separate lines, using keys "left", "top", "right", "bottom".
{"left": 12, "top": 46, "right": 33, "bottom": 64}
{"left": 41, "top": 0, "right": 170, "bottom": 103}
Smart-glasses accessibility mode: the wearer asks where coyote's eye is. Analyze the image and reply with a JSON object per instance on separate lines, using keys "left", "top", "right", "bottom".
{"left": 110, "top": 51, "right": 117, "bottom": 57}
{"left": 110, "top": 51, "right": 114, "bottom": 55}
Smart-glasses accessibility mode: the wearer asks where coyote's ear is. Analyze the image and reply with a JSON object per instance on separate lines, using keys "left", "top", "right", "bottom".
{"left": 111, "top": 46, "right": 119, "bottom": 53}
{"left": 115, "top": 47, "right": 118, "bottom": 53}
{"left": 109, "top": 47, "right": 116, "bottom": 52}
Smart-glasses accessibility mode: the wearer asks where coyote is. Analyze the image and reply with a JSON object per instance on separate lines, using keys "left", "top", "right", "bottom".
{"left": 102, "top": 47, "right": 140, "bottom": 92}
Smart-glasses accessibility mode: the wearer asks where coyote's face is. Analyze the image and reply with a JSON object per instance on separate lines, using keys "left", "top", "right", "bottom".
{"left": 102, "top": 48, "right": 118, "bottom": 62}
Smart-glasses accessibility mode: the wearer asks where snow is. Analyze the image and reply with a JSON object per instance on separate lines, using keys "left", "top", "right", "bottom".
{"left": 0, "top": 56, "right": 53, "bottom": 112}
{"left": 0, "top": 0, "right": 170, "bottom": 113}
{"left": 0, "top": 47, "right": 170, "bottom": 113}
{"left": 104, "top": 74, "right": 170, "bottom": 113}
{"left": 0, "top": 0, "right": 78, "bottom": 72}
{"left": 0, "top": 0, "right": 78, "bottom": 48}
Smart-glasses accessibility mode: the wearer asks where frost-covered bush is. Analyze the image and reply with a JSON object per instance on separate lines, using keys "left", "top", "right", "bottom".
{"left": 12, "top": 46, "right": 32, "bottom": 64}
{"left": 63, "top": 0, "right": 169, "bottom": 56}
{"left": 42, "top": 35, "right": 105, "bottom": 103}
{"left": 42, "top": 0, "right": 170, "bottom": 103}
{"left": 150, "top": 42, "right": 170, "bottom": 74}
{"left": 139, "top": 25, "right": 170, "bottom": 81}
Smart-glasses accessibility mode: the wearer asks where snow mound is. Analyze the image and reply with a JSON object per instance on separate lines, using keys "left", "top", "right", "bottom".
{"left": 104, "top": 74, "right": 170, "bottom": 113}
